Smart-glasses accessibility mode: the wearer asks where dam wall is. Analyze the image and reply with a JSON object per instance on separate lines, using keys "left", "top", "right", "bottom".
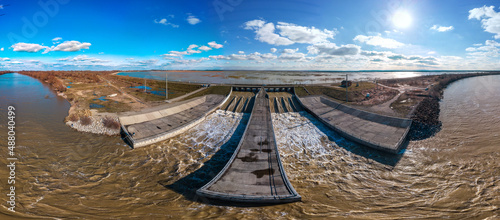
{"left": 120, "top": 89, "right": 233, "bottom": 148}
{"left": 294, "top": 93, "right": 412, "bottom": 153}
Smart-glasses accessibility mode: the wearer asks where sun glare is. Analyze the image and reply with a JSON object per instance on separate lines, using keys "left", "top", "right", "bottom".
{"left": 392, "top": 10, "right": 412, "bottom": 28}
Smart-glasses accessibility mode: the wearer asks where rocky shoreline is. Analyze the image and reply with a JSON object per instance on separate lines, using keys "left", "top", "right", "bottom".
{"left": 66, "top": 115, "right": 121, "bottom": 136}
{"left": 408, "top": 73, "right": 500, "bottom": 140}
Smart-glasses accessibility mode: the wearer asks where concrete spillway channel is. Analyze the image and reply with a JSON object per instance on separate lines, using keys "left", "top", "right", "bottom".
{"left": 267, "top": 92, "right": 304, "bottom": 113}
{"left": 119, "top": 94, "right": 229, "bottom": 148}
{"left": 197, "top": 88, "right": 301, "bottom": 204}
{"left": 221, "top": 91, "right": 256, "bottom": 113}
{"left": 296, "top": 95, "right": 412, "bottom": 153}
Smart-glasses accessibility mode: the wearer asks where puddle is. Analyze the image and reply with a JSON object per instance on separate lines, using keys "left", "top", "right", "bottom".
{"left": 89, "top": 103, "right": 105, "bottom": 109}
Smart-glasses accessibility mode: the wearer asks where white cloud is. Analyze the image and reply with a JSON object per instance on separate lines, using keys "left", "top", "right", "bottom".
{"left": 279, "top": 52, "right": 307, "bottom": 61}
{"left": 244, "top": 20, "right": 294, "bottom": 46}
{"left": 238, "top": 51, "right": 245, "bottom": 54}
{"left": 58, "top": 55, "right": 108, "bottom": 63}
{"left": 360, "top": 50, "right": 389, "bottom": 56}
{"left": 131, "top": 59, "right": 159, "bottom": 66}
{"left": 212, "top": 52, "right": 278, "bottom": 61}
{"left": 307, "top": 43, "right": 360, "bottom": 56}
{"left": 276, "top": 22, "right": 335, "bottom": 44}
{"left": 187, "top": 44, "right": 198, "bottom": 50}
{"left": 353, "top": 35, "right": 405, "bottom": 48}
{"left": 154, "top": 18, "right": 179, "bottom": 28}
{"left": 208, "top": 55, "right": 226, "bottom": 60}
{"left": 469, "top": 5, "right": 500, "bottom": 39}
{"left": 282, "top": 48, "right": 299, "bottom": 53}
{"left": 52, "top": 37, "right": 62, "bottom": 42}
{"left": 0, "top": 48, "right": 3, "bottom": 51}
{"left": 186, "top": 15, "right": 201, "bottom": 25}
{"left": 0, "top": 57, "right": 9, "bottom": 61}
{"left": 51, "top": 41, "right": 91, "bottom": 52}
{"left": 270, "top": 48, "right": 277, "bottom": 53}
{"left": 11, "top": 43, "right": 49, "bottom": 53}
{"left": 198, "top": 45, "right": 212, "bottom": 51}
{"left": 12, "top": 41, "right": 90, "bottom": 54}
{"left": 208, "top": 41, "right": 223, "bottom": 49}
{"left": 486, "top": 39, "right": 500, "bottom": 47}
{"left": 243, "top": 19, "right": 335, "bottom": 46}
{"left": 170, "top": 57, "right": 209, "bottom": 65}
{"left": 163, "top": 42, "right": 221, "bottom": 58}
{"left": 466, "top": 39, "right": 500, "bottom": 57}
{"left": 430, "top": 25, "right": 454, "bottom": 32}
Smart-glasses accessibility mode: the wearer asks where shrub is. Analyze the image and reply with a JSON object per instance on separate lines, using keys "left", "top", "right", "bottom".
{"left": 80, "top": 116, "right": 92, "bottom": 126}
{"left": 68, "top": 114, "right": 79, "bottom": 122}
{"left": 102, "top": 117, "right": 120, "bottom": 129}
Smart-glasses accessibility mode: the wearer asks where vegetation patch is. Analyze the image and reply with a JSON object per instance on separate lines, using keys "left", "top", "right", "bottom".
{"left": 80, "top": 116, "right": 92, "bottom": 126}
{"left": 102, "top": 117, "right": 120, "bottom": 129}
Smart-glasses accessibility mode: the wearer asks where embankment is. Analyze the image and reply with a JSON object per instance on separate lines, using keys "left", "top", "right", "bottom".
{"left": 410, "top": 72, "right": 500, "bottom": 140}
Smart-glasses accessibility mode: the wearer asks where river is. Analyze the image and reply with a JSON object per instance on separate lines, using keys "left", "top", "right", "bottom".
{"left": 0, "top": 73, "right": 498, "bottom": 219}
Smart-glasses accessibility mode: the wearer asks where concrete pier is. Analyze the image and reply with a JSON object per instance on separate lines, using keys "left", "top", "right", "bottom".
{"left": 119, "top": 94, "right": 228, "bottom": 148}
{"left": 296, "top": 95, "right": 412, "bottom": 153}
{"left": 197, "top": 89, "right": 301, "bottom": 203}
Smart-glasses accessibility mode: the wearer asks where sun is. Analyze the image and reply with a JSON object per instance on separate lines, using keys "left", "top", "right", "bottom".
{"left": 392, "top": 10, "right": 412, "bottom": 28}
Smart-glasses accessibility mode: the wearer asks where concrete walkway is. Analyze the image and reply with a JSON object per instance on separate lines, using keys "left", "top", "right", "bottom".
{"left": 197, "top": 89, "right": 301, "bottom": 203}
{"left": 297, "top": 95, "right": 412, "bottom": 153}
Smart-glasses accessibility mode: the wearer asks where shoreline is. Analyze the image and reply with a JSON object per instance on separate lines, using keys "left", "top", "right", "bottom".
{"left": 57, "top": 91, "right": 121, "bottom": 136}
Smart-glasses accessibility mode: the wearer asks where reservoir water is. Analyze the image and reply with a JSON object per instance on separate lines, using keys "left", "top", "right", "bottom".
{"left": 117, "top": 70, "right": 478, "bottom": 85}
{"left": 0, "top": 73, "right": 498, "bottom": 219}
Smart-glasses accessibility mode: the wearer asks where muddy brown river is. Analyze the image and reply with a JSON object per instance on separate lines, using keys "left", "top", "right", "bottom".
{"left": 0, "top": 73, "right": 498, "bottom": 219}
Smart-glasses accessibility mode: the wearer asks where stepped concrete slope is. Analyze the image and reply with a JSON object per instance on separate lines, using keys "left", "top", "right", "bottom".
{"left": 197, "top": 89, "right": 301, "bottom": 204}
{"left": 297, "top": 95, "right": 412, "bottom": 153}
{"left": 220, "top": 91, "right": 256, "bottom": 113}
{"left": 119, "top": 94, "right": 229, "bottom": 148}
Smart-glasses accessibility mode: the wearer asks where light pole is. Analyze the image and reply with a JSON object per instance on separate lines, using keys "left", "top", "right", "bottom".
{"left": 342, "top": 74, "right": 348, "bottom": 103}
{"left": 165, "top": 72, "right": 168, "bottom": 101}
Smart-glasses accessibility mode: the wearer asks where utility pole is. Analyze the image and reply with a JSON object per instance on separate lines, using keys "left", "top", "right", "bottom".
{"left": 343, "top": 74, "right": 348, "bottom": 103}
{"left": 165, "top": 73, "right": 168, "bottom": 101}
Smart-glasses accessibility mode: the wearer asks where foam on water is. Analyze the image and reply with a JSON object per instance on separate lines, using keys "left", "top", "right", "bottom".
{"left": 156, "top": 110, "right": 245, "bottom": 176}
{"left": 272, "top": 112, "right": 339, "bottom": 160}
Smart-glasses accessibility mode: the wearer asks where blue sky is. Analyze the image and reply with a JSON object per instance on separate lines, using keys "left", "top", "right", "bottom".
{"left": 1, "top": 0, "right": 500, "bottom": 70}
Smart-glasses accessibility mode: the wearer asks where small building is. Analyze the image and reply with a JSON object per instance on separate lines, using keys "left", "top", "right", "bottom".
{"left": 341, "top": 80, "right": 352, "bottom": 87}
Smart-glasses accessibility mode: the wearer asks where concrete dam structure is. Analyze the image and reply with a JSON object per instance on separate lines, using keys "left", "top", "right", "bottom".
{"left": 119, "top": 85, "right": 412, "bottom": 204}
{"left": 197, "top": 88, "right": 301, "bottom": 203}
{"left": 296, "top": 95, "right": 412, "bottom": 153}
{"left": 119, "top": 94, "right": 228, "bottom": 148}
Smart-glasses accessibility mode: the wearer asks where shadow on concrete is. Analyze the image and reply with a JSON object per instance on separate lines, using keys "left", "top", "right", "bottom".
{"left": 158, "top": 114, "right": 251, "bottom": 205}
{"left": 298, "top": 111, "right": 406, "bottom": 167}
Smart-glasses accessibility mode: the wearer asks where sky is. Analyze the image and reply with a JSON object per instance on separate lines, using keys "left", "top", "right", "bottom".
{"left": 1, "top": 0, "right": 500, "bottom": 71}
